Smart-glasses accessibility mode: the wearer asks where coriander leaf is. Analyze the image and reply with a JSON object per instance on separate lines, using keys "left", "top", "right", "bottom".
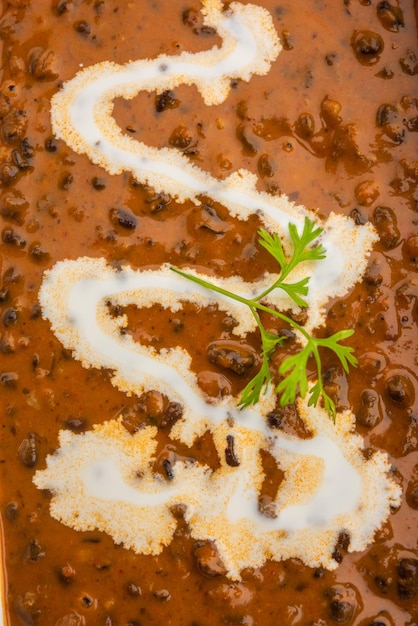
{"left": 258, "top": 228, "right": 287, "bottom": 270}
{"left": 238, "top": 359, "right": 272, "bottom": 409}
{"left": 288, "top": 218, "right": 326, "bottom": 265}
{"left": 317, "top": 329, "right": 357, "bottom": 372}
{"left": 279, "top": 277, "right": 310, "bottom": 308}
{"left": 276, "top": 346, "right": 310, "bottom": 406}
{"left": 257, "top": 218, "right": 326, "bottom": 305}
{"left": 308, "top": 382, "right": 336, "bottom": 420}
{"left": 171, "top": 219, "right": 358, "bottom": 419}
{"left": 261, "top": 330, "right": 285, "bottom": 355}
{"left": 239, "top": 330, "right": 284, "bottom": 409}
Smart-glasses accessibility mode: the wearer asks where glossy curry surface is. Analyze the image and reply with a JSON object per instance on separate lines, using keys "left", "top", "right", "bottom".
{"left": 0, "top": 0, "right": 417, "bottom": 625}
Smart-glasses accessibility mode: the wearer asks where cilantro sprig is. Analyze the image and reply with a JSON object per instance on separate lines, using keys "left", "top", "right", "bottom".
{"left": 171, "top": 217, "right": 357, "bottom": 419}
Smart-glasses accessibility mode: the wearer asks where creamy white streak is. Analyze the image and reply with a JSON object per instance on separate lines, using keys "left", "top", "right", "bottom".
{"left": 34, "top": 0, "right": 398, "bottom": 579}
{"left": 50, "top": 0, "right": 377, "bottom": 330}
{"left": 35, "top": 258, "right": 401, "bottom": 578}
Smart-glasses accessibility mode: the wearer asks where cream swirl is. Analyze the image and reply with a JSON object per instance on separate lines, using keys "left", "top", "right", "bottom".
{"left": 35, "top": 258, "right": 401, "bottom": 578}
{"left": 34, "top": 0, "right": 399, "bottom": 579}
{"left": 50, "top": 0, "right": 377, "bottom": 330}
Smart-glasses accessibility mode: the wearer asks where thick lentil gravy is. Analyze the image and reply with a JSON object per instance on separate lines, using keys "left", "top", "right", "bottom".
{"left": 0, "top": 1, "right": 417, "bottom": 625}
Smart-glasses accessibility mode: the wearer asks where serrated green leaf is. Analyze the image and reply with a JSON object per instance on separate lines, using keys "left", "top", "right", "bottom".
{"left": 307, "top": 381, "right": 321, "bottom": 407}
{"left": 261, "top": 330, "right": 285, "bottom": 355}
{"left": 238, "top": 360, "right": 271, "bottom": 409}
{"left": 171, "top": 219, "right": 358, "bottom": 420}
{"left": 308, "top": 383, "right": 336, "bottom": 420}
{"left": 276, "top": 347, "right": 310, "bottom": 406}
{"left": 258, "top": 228, "right": 286, "bottom": 270}
{"left": 280, "top": 278, "right": 310, "bottom": 308}
{"left": 288, "top": 219, "right": 326, "bottom": 265}
{"left": 317, "top": 329, "right": 358, "bottom": 372}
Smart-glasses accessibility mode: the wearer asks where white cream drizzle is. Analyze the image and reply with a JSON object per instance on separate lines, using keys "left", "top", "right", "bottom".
{"left": 35, "top": 257, "right": 401, "bottom": 577}
{"left": 50, "top": 0, "right": 377, "bottom": 330}
{"left": 34, "top": 0, "right": 400, "bottom": 579}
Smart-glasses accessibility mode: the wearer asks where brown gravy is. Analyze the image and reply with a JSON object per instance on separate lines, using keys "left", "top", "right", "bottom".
{"left": 1, "top": 1, "right": 417, "bottom": 625}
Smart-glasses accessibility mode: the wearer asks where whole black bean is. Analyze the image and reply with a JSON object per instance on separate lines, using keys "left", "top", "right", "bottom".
{"left": 64, "top": 418, "right": 89, "bottom": 432}
{"left": 74, "top": 20, "right": 91, "bottom": 36}
{"left": 351, "top": 31, "right": 384, "bottom": 65}
{"left": 91, "top": 176, "right": 106, "bottom": 190}
{"left": 257, "top": 154, "right": 275, "bottom": 178}
{"left": 29, "top": 242, "right": 51, "bottom": 263}
{"left": 18, "top": 433, "right": 38, "bottom": 467}
{"left": 295, "top": 112, "right": 315, "bottom": 138}
{"left": 376, "top": 104, "right": 398, "bottom": 127}
{"left": 236, "top": 123, "right": 258, "bottom": 155}
{"left": 0, "top": 372, "right": 18, "bottom": 387}
{"left": 126, "top": 582, "right": 142, "bottom": 597}
{"left": 397, "top": 558, "right": 418, "bottom": 599}
{"left": 190, "top": 204, "right": 229, "bottom": 233}
{"left": 225, "top": 435, "right": 240, "bottom": 467}
{"left": 19, "top": 139, "right": 34, "bottom": 159}
{"left": 160, "top": 401, "right": 183, "bottom": 429}
{"left": 373, "top": 206, "right": 400, "bottom": 249}
{"left": 376, "top": 1, "right": 404, "bottom": 32}
{"left": 207, "top": 341, "right": 257, "bottom": 376}
{"left": 399, "top": 49, "right": 418, "bottom": 76}
{"left": 350, "top": 208, "right": 366, "bottom": 225}
{"left": 193, "top": 540, "right": 227, "bottom": 577}
{"left": 109, "top": 207, "right": 137, "bottom": 230}
{"left": 5, "top": 502, "right": 18, "bottom": 521}
{"left": 385, "top": 374, "right": 415, "bottom": 407}
{"left": 169, "top": 125, "right": 193, "bottom": 150}
{"left": 326, "top": 584, "right": 359, "bottom": 624}
{"left": 155, "top": 90, "right": 178, "bottom": 113}
{"left": 26, "top": 538, "right": 45, "bottom": 562}
{"left": 153, "top": 589, "right": 171, "bottom": 601}
{"left": 267, "top": 404, "right": 298, "bottom": 430}
{"left": 162, "top": 458, "right": 174, "bottom": 480}
{"left": 44, "top": 137, "right": 58, "bottom": 152}
{"left": 2, "top": 229, "right": 26, "bottom": 247}
{"left": 357, "top": 389, "right": 381, "bottom": 428}
{"left": 12, "top": 150, "right": 30, "bottom": 170}
{"left": 364, "top": 256, "right": 384, "bottom": 286}
{"left": 330, "top": 601, "right": 354, "bottom": 623}
{"left": 2, "top": 307, "right": 18, "bottom": 326}
{"left": 52, "top": 0, "right": 71, "bottom": 15}
{"left": 332, "top": 531, "right": 351, "bottom": 564}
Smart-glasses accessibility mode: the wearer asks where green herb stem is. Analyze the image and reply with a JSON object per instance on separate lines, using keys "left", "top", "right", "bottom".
{"left": 170, "top": 218, "right": 357, "bottom": 419}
